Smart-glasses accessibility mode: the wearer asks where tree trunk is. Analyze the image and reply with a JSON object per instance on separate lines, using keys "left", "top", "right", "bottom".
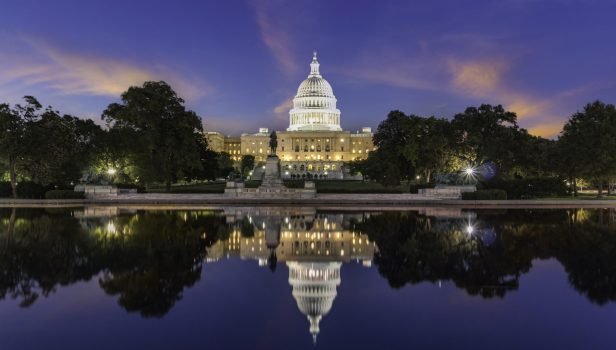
{"left": 597, "top": 178, "right": 604, "bottom": 198}
{"left": 573, "top": 177, "right": 578, "bottom": 197}
{"left": 608, "top": 178, "right": 613, "bottom": 196}
{"left": 8, "top": 155, "right": 17, "bottom": 199}
{"left": 165, "top": 178, "right": 172, "bottom": 192}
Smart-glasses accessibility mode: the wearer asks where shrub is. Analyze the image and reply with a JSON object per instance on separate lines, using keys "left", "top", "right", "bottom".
{"left": 45, "top": 190, "right": 85, "bottom": 199}
{"left": 0, "top": 182, "right": 12, "bottom": 197}
{"left": 481, "top": 177, "right": 567, "bottom": 199}
{"left": 17, "top": 181, "right": 50, "bottom": 199}
{"left": 283, "top": 180, "right": 305, "bottom": 189}
{"left": 245, "top": 180, "right": 262, "bottom": 188}
{"left": 462, "top": 189, "right": 507, "bottom": 200}
{"left": 115, "top": 183, "right": 146, "bottom": 193}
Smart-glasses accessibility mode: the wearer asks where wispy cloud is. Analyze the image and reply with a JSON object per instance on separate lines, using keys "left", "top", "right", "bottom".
{"left": 448, "top": 60, "right": 507, "bottom": 97}
{"left": 252, "top": 0, "right": 298, "bottom": 75}
{"left": 273, "top": 97, "right": 293, "bottom": 118}
{"left": 0, "top": 37, "right": 210, "bottom": 101}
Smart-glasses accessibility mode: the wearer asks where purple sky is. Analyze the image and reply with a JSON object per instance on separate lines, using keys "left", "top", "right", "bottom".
{"left": 1, "top": 0, "right": 615, "bottom": 137}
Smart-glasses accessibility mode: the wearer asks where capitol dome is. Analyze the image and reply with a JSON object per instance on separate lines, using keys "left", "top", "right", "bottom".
{"left": 287, "top": 261, "right": 342, "bottom": 344}
{"left": 287, "top": 52, "right": 342, "bottom": 131}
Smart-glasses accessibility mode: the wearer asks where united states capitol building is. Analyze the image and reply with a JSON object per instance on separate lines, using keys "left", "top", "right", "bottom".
{"left": 206, "top": 53, "right": 374, "bottom": 179}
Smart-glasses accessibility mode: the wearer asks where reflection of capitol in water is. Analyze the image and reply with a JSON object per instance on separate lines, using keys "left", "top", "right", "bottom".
{"left": 289, "top": 261, "right": 340, "bottom": 344}
{"left": 207, "top": 208, "right": 375, "bottom": 344}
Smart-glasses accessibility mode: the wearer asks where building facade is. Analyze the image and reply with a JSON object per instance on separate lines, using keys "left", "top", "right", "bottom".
{"left": 205, "top": 53, "right": 374, "bottom": 179}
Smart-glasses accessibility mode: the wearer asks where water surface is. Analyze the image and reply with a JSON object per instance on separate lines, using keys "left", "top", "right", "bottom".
{"left": 1, "top": 206, "right": 615, "bottom": 349}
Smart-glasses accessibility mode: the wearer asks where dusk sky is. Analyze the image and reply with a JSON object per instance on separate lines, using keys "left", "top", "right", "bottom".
{"left": 1, "top": 0, "right": 615, "bottom": 138}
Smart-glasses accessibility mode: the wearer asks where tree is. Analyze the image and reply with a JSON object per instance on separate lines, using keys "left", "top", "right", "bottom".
{"left": 217, "top": 152, "right": 234, "bottom": 179}
{"left": 91, "top": 127, "right": 139, "bottom": 184}
{"left": 19, "top": 109, "right": 101, "bottom": 185}
{"left": 559, "top": 101, "right": 616, "bottom": 197}
{"left": 370, "top": 111, "right": 420, "bottom": 186}
{"left": 451, "top": 104, "right": 520, "bottom": 177}
{"left": 415, "top": 117, "right": 455, "bottom": 182}
{"left": 240, "top": 155, "right": 255, "bottom": 177}
{"left": 102, "top": 81, "right": 206, "bottom": 191}
{"left": 0, "top": 97, "right": 41, "bottom": 198}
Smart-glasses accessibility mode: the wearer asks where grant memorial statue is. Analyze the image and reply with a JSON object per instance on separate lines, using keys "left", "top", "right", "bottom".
{"left": 269, "top": 131, "right": 278, "bottom": 155}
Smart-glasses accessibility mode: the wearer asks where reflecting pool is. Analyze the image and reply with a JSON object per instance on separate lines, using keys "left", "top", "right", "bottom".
{"left": 1, "top": 206, "right": 616, "bottom": 349}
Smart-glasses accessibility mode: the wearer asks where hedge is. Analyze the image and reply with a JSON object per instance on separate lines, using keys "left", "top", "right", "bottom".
{"left": 462, "top": 189, "right": 508, "bottom": 200}
{"left": 0, "top": 182, "right": 11, "bottom": 197}
{"left": 481, "top": 177, "right": 567, "bottom": 199}
{"left": 45, "top": 190, "right": 85, "bottom": 199}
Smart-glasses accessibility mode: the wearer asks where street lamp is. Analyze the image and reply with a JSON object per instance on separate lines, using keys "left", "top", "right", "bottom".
{"left": 107, "top": 168, "right": 117, "bottom": 175}
{"left": 462, "top": 165, "right": 477, "bottom": 184}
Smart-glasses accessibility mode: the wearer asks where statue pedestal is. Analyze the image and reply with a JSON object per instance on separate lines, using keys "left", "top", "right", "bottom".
{"left": 224, "top": 154, "right": 316, "bottom": 198}
{"left": 260, "top": 155, "right": 284, "bottom": 188}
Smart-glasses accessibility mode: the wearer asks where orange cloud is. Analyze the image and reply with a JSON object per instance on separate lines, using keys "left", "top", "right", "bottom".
{"left": 505, "top": 96, "right": 552, "bottom": 119}
{"left": 0, "top": 40, "right": 209, "bottom": 100}
{"left": 253, "top": 0, "right": 298, "bottom": 75}
{"left": 528, "top": 122, "right": 565, "bottom": 138}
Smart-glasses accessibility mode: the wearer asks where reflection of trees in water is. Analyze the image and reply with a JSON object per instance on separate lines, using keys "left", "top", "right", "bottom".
{"left": 356, "top": 212, "right": 528, "bottom": 298}
{"left": 2, "top": 208, "right": 616, "bottom": 314}
{"left": 357, "top": 209, "right": 616, "bottom": 303}
{"left": 0, "top": 208, "right": 231, "bottom": 316}
{"left": 0, "top": 208, "right": 99, "bottom": 307}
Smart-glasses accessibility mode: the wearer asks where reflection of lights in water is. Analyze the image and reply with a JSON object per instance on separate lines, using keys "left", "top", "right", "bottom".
{"left": 465, "top": 214, "right": 475, "bottom": 236}
{"left": 106, "top": 221, "right": 116, "bottom": 234}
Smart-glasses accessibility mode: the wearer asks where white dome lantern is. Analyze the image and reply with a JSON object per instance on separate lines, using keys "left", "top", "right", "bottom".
{"left": 287, "top": 52, "right": 342, "bottom": 131}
